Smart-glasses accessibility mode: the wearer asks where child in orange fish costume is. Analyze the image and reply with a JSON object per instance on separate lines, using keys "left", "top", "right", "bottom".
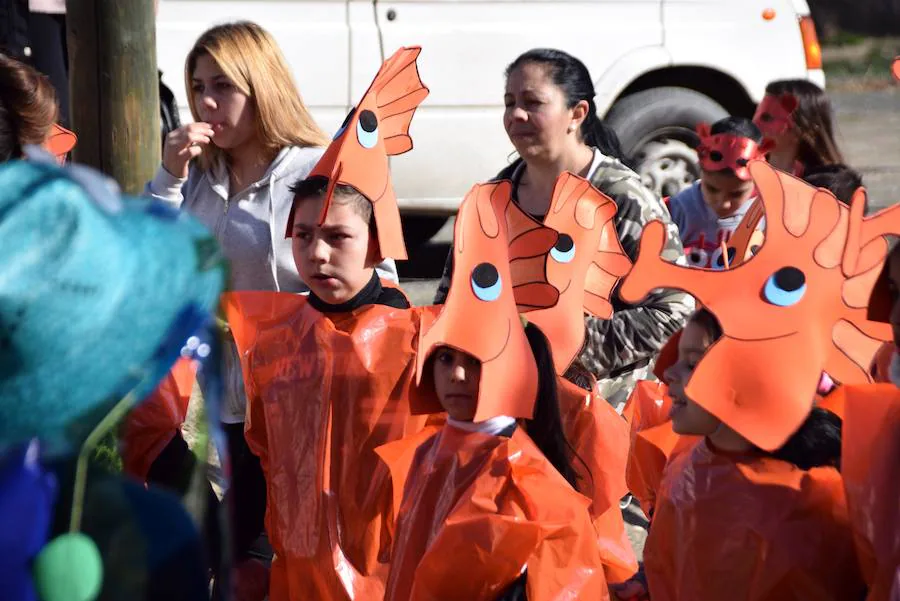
{"left": 507, "top": 171, "right": 637, "bottom": 583}
{"left": 222, "top": 46, "right": 435, "bottom": 601}
{"left": 830, "top": 186, "right": 900, "bottom": 600}
{"left": 378, "top": 180, "right": 609, "bottom": 601}
{"left": 615, "top": 161, "right": 883, "bottom": 600}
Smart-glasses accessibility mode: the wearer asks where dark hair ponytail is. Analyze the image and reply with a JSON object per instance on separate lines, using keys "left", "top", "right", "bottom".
{"left": 523, "top": 322, "right": 580, "bottom": 489}
{"left": 506, "top": 48, "right": 626, "bottom": 162}
{"left": 764, "top": 79, "right": 844, "bottom": 170}
{"left": 688, "top": 309, "right": 843, "bottom": 471}
{"left": 767, "top": 407, "right": 842, "bottom": 470}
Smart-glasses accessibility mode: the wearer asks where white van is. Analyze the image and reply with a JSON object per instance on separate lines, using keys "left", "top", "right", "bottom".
{"left": 157, "top": 0, "right": 824, "bottom": 247}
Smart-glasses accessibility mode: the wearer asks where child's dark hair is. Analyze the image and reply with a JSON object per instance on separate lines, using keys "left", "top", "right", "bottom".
{"left": 687, "top": 308, "right": 842, "bottom": 470}
{"left": 764, "top": 79, "right": 844, "bottom": 170}
{"left": 803, "top": 163, "right": 863, "bottom": 206}
{"left": 523, "top": 322, "right": 580, "bottom": 489}
{"left": 710, "top": 116, "right": 763, "bottom": 144}
{"left": 289, "top": 175, "right": 374, "bottom": 225}
{"left": 506, "top": 49, "right": 625, "bottom": 162}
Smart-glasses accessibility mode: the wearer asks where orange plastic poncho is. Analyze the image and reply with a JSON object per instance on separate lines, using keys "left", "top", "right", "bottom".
{"left": 224, "top": 291, "right": 429, "bottom": 601}
{"left": 121, "top": 358, "right": 196, "bottom": 481}
{"left": 644, "top": 440, "right": 865, "bottom": 601}
{"left": 378, "top": 425, "right": 610, "bottom": 601}
{"left": 622, "top": 380, "right": 700, "bottom": 518}
{"left": 837, "top": 383, "right": 900, "bottom": 601}
{"left": 556, "top": 376, "right": 637, "bottom": 582}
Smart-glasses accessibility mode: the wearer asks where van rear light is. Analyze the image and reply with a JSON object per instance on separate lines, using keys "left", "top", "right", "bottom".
{"left": 799, "top": 16, "right": 822, "bottom": 70}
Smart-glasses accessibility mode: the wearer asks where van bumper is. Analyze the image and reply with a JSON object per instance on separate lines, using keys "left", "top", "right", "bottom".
{"left": 808, "top": 69, "right": 826, "bottom": 89}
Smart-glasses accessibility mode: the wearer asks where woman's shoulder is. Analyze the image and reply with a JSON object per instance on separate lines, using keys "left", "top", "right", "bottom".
{"left": 277, "top": 145, "right": 327, "bottom": 178}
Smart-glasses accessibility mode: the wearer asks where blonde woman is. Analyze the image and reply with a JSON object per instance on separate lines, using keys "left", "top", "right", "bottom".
{"left": 146, "top": 21, "right": 398, "bottom": 568}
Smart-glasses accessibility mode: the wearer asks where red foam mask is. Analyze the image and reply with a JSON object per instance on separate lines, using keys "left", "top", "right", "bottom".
{"left": 753, "top": 93, "right": 799, "bottom": 139}
{"left": 515, "top": 172, "right": 631, "bottom": 373}
{"left": 621, "top": 161, "right": 892, "bottom": 451}
{"left": 414, "top": 182, "right": 558, "bottom": 421}
{"left": 696, "top": 122, "right": 771, "bottom": 181}
{"left": 286, "top": 47, "right": 429, "bottom": 260}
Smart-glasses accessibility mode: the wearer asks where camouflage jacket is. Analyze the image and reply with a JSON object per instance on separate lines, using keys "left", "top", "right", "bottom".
{"left": 433, "top": 151, "right": 694, "bottom": 408}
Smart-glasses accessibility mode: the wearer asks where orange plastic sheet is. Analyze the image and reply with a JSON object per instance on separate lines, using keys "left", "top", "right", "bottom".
{"left": 837, "top": 384, "right": 900, "bottom": 601}
{"left": 121, "top": 357, "right": 196, "bottom": 481}
{"left": 223, "top": 291, "right": 430, "bottom": 601}
{"left": 378, "top": 426, "right": 610, "bottom": 601}
{"left": 556, "top": 376, "right": 637, "bottom": 583}
{"left": 644, "top": 440, "right": 865, "bottom": 601}
{"left": 621, "top": 381, "right": 700, "bottom": 518}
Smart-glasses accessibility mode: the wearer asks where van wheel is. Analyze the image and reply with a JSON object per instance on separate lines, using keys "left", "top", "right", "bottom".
{"left": 401, "top": 216, "right": 448, "bottom": 250}
{"left": 605, "top": 87, "right": 728, "bottom": 198}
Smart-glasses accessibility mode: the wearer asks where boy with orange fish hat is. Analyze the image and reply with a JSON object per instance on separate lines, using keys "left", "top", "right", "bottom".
{"left": 223, "top": 47, "right": 432, "bottom": 601}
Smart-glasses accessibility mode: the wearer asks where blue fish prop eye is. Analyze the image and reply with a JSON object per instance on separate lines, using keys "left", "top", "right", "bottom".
{"left": 333, "top": 108, "right": 355, "bottom": 140}
{"left": 763, "top": 266, "right": 806, "bottom": 307}
{"left": 471, "top": 263, "right": 502, "bottom": 302}
{"left": 550, "top": 234, "right": 576, "bottom": 264}
{"left": 356, "top": 109, "right": 379, "bottom": 149}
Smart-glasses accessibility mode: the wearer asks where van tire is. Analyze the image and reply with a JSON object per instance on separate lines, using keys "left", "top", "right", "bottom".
{"left": 605, "top": 87, "right": 728, "bottom": 196}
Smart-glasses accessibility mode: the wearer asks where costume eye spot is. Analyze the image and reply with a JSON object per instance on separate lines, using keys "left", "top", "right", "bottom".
{"left": 471, "top": 263, "right": 501, "bottom": 302}
{"left": 356, "top": 110, "right": 379, "bottom": 148}
{"left": 549, "top": 234, "right": 576, "bottom": 263}
{"left": 763, "top": 266, "right": 806, "bottom": 307}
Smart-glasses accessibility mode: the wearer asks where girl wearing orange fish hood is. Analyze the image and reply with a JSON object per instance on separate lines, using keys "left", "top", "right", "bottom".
{"left": 377, "top": 181, "right": 609, "bottom": 601}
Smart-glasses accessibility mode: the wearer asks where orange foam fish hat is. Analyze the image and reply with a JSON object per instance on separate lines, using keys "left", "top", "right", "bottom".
{"left": 46, "top": 124, "right": 77, "bottom": 163}
{"left": 413, "top": 181, "right": 558, "bottom": 421}
{"left": 285, "top": 46, "right": 429, "bottom": 260}
{"left": 621, "top": 161, "right": 893, "bottom": 451}
{"left": 516, "top": 172, "right": 631, "bottom": 374}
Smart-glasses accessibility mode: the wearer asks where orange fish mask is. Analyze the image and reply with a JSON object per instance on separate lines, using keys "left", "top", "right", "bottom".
{"left": 696, "top": 122, "right": 772, "bottom": 181}
{"left": 621, "top": 161, "right": 892, "bottom": 451}
{"left": 46, "top": 124, "right": 77, "bottom": 164}
{"left": 414, "top": 181, "right": 558, "bottom": 421}
{"left": 285, "top": 46, "right": 429, "bottom": 260}
{"left": 514, "top": 172, "right": 631, "bottom": 373}
{"left": 753, "top": 93, "right": 799, "bottom": 139}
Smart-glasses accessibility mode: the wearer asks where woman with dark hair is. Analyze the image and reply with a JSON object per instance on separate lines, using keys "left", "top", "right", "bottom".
{"left": 435, "top": 48, "right": 693, "bottom": 411}
{"left": 754, "top": 79, "right": 845, "bottom": 177}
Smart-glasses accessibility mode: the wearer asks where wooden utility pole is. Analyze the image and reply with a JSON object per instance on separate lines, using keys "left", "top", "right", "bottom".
{"left": 66, "top": 0, "right": 160, "bottom": 195}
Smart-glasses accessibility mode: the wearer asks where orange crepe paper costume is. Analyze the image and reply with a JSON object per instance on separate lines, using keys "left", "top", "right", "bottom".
{"left": 286, "top": 47, "right": 429, "bottom": 261}
{"left": 121, "top": 357, "right": 196, "bottom": 481}
{"left": 413, "top": 180, "right": 558, "bottom": 421}
{"left": 834, "top": 384, "right": 900, "bottom": 601}
{"left": 695, "top": 122, "right": 772, "bottom": 181}
{"left": 379, "top": 426, "right": 610, "bottom": 601}
{"left": 556, "top": 376, "right": 637, "bottom": 583}
{"left": 644, "top": 440, "right": 865, "bottom": 601}
{"left": 753, "top": 93, "right": 799, "bottom": 139}
{"left": 620, "top": 161, "right": 892, "bottom": 451}
{"left": 223, "top": 290, "right": 430, "bottom": 601}
{"left": 517, "top": 172, "right": 631, "bottom": 374}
